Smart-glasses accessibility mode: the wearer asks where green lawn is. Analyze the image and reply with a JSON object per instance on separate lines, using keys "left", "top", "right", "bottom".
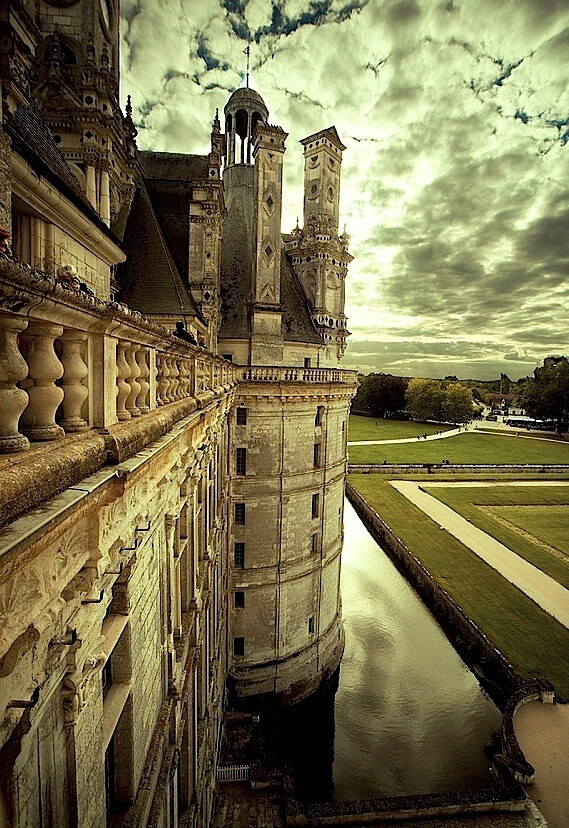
{"left": 348, "top": 415, "right": 454, "bottom": 442}
{"left": 426, "top": 485, "right": 569, "bottom": 588}
{"left": 348, "top": 432, "right": 569, "bottom": 465}
{"left": 348, "top": 473, "right": 569, "bottom": 698}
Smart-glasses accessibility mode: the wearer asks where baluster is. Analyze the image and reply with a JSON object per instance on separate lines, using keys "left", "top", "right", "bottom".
{"left": 163, "top": 356, "right": 172, "bottom": 402}
{"left": 170, "top": 356, "right": 180, "bottom": 400}
{"left": 156, "top": 353, "right": 167, "bottom": 406}
{"left": 116, "top": 341, "right": 131, "bottom": 421}
{"left": 136, "top": 348, "right": 150, "bottom": 413}
{"left": 0, "top": 312, "right": 30, "bottom": 453}
{"left": 19, "top": 321, "right": 65, "bottom": 441}
{"left": 58, "top": 331, "right": 89, "bottom": 432}
{"left": 189, "top": 356, "right": 197, "bottom": 397}
{"left": 178, "top": 359, "right": 188, "bottom": 398}
{"left": 125, "top": 343, "right": 141, "bottom": 417}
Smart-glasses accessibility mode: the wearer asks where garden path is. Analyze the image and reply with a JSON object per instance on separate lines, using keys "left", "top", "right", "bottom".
{"left": 390, "top": 480, "right": 569, "bottom": 629}
{"left": 348, "top": 421, "right": 565, "bottom": 446}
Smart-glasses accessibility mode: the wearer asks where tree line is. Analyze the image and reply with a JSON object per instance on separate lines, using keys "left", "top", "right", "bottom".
{"left": 352, "top": 356, "right": 569, "bottom": 432}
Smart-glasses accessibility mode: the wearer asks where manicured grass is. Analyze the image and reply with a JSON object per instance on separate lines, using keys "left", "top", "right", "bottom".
{"left": 348, "top": 415, "right": 453, "bottom": 442}
{"left": 426, "top": 485, "right": 569, "bottom": 588}
{"left": 348, "top": 432, "right": 569, "bottom": 465}
{"left": 348, "top": 473, "right": 569, "bottom": 698}
{"left": 498, "top": 506, "right": 568, "bottom": 550}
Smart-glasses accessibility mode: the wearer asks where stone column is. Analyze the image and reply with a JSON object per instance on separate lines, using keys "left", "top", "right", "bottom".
{"left": 89, "top": 334, "right": 119, "bottom": 427}
{"left": 59, "top": 331, "right": 89, "bottom": 432}
{"left": 100, "top": 169, "right": 111, "bottom": 226}
{"left": 19, "top": 321, "right": 65, "bottom": 441}
{"left": 0, "top": 312, "right": 30, "bottom": 453}
{"left": 86, "top": 166, "right": 97, "bottom": 210}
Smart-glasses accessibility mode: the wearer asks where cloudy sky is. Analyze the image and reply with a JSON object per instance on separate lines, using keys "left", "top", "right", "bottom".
{"left": 120, "top": 0, "right": 569, "bottom": 380}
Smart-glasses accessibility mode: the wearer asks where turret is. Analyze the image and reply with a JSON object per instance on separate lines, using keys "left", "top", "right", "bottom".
{"left": 224, "top": 88, "right": 268, "bottom": 167}
{"left": 300, "top": 127, "right": 346, "bottom": 235}
{"left": 291, "top": 127, "right": 352, "bottom": 362}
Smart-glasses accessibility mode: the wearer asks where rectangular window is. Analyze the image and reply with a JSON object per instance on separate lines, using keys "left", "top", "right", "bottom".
{"left": 342, "top": 420, "right": 345, "bottom": 431}
{"left": 236, "top": 447, "right": 247, "bottom": 475}
{"left": 315, "top": 405, "right": 324, "bottom": 426}
{"left": 234, "top": 542, "right": 245, "bottom": 568}
{"left": 304, "top": 357, "right": 311, "bottom": 368}
{"left": 313, "top": 442, "right": 321, "bottom": 468}
{"left": 222, "top": 353, "right": 233, "bottom": 362}
{"left": 234, "top": 502, "right": 246, "bottom": 525}
{"left": 234, "top": 591, "right": 245, "bottom": 608}
{"left": 308, "top": 616, "right": 314, "bottom": 634}
{"left": 236, "top": 407, "right": 247, "bottom": 425}
{"left": 312, "top": 493, "right": 320, "bottom": 519}
{"left": 311, "top": 533, "right": 319, "bottom": 554}
{"left": 234, "top": 637, "right": 245, "bottom": 656}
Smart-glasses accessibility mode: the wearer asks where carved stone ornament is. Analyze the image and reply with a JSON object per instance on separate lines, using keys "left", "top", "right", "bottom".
{"left": 62, "top": 651, "right": 106, "bottom": 724}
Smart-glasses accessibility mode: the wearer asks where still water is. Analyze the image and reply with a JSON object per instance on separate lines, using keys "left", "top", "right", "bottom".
{"left": 280, "top": 499, "right": 501, "bottom": 801}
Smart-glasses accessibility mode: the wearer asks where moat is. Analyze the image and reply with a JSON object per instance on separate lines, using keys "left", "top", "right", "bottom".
{"left": 277, "top": 499, "right": 501, "bottom": 801}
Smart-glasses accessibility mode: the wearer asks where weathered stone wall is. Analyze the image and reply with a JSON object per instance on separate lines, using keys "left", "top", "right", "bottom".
{"left": 229, "top": 384, "right": 355, "bottom": 702}
{"left": 0, "top": 396, "right": 231, "bottom": 828}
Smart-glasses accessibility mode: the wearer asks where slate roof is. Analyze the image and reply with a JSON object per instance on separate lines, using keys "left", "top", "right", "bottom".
{"left": 140, "top": 151, "right": 209, "bottom": 182}
{"left": 118, "top": 182, "right": 199, "bottom": 317}
{"left": 218, "top": 183, "right": 253, "bottom": 339}
{"left": 280, "top": 251, "right": 321, "bottom": 343}
{"left": 219, "top": 228, "right": 320, "bottom": 344}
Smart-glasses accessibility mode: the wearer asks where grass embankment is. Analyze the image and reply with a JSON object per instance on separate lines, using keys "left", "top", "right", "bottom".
{"left": 427, "top": 485, "right": 569, "bottom": 588}
{"left": 348, "top": 432, "right": 569, "bottom": 465}
{"left": 348, "top": 473, "right": 569, "bottom": 698}
{"left": 348, "top": 415, "right": 454, "bottom": 442}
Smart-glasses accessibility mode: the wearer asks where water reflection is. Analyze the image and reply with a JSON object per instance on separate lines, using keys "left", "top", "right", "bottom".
{"left": 281, "top": 499, "right": 501, "bottom": 801}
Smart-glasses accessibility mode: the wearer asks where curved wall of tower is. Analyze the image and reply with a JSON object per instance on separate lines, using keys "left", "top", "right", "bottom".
{"left": 228, "top": 378, "right": 355, "bottom": 703}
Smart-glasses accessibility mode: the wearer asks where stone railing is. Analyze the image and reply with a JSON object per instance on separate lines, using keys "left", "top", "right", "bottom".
{"left": 0, "top": 254, "right": 237, "bottom": 454}
{"left": 240, "top": 366, "right": 357, "bottom": 384}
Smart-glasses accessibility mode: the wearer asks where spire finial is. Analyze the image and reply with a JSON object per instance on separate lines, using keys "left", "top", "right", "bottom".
{"left": 243, "top": 44, "right": 251, "bottom": 88}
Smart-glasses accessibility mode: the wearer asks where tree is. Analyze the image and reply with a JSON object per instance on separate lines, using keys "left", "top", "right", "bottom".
{"left": 352, "top": 373, "right": 408, "bottom": 418}
{"left": 405, "top": 378, "right": 445, "bottom": 422}
{"left": 443, "top": 382, "right": 474, "bottom": 423}
{"left": 523, "top": 356, "right": 569, "bottom": 433}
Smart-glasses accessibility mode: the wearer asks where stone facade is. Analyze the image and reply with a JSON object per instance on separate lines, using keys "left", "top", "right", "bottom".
{"left": 0, "top": 2, "right": 356, "bottom": 826}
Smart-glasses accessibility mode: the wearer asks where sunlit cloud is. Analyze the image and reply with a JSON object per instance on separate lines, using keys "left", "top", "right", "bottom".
{"left": 121, "top": 0, "right": 569, "bottom": 380}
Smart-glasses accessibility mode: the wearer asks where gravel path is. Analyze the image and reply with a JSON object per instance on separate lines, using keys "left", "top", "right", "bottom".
{"left": 390, "top": 480, "right": 569, "bottom": 629}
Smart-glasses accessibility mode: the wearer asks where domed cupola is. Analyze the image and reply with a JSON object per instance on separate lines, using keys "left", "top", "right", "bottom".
{"left": 224, "top": 87, "right": 269, "bottom": 166}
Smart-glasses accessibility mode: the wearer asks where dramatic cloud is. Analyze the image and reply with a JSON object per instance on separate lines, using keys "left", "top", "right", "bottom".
{"left": 121, "top": 0, "right": 569, "bottom": 380}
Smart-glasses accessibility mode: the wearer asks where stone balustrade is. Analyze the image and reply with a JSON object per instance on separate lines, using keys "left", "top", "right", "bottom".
{"left": 0, "top": 253, "right": 357, "bottom": 457}
{"left": 0, "top": 253, "right": 237, "bottom": 454}
{"left": 240, "top": 366, "right": 356, "bottom": 384}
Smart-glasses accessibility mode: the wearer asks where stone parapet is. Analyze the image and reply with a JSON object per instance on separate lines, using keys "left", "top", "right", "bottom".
{"left": 240, "top": 365, "right": 357, "bottom": 384}
{"left": 0, "top": 252, "right": 237, "bottom": 456}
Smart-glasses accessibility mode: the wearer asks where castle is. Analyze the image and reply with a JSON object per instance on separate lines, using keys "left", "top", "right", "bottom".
{"left": 0, "top": 0, "right": 356, "bottom": 825}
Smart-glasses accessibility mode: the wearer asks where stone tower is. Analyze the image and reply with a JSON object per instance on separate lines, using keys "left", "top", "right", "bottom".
{"left": 218, "top": 88, "right": 356, "bottom": 702}
{"left": 290, "top": 128, "right": 352, "bottom": 361}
